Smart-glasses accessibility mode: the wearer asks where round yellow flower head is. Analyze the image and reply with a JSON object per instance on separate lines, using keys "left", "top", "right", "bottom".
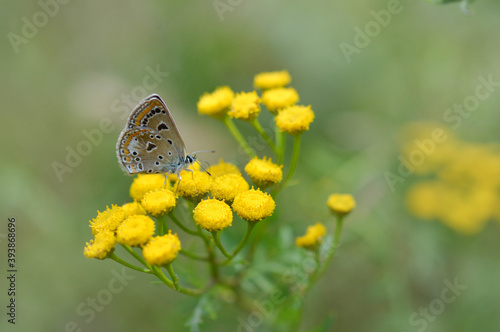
{"left": 83, "top": 231, "right": 116, "bottom": 259}
{"left": 90, "top": 205, "right": 127, "bottom": 235}
{"left": 228, "top": 91, "right": 261, "bottom": 121}
{"left": 116, "top": 215, "right": 156, "bottom": 247}
{"left": 275, "top": 105, "right": 315, "bottom": 136}
{"left": 210, "top": 173, "right": 249, "bottom": 203}
{"left": 141, "top": 188, "right": 177, "bottom": 218}
{"left": 296, "top": 222, "right": 326, "bottom": 250}
{"left": 197, "top": 86, "right": 234, "bottom": 118}
{"left": 327, "top": 194, "right": 356, "bottom": 216}
{"left": 232, "top": 188, "right": 275, "bottom": 222}
{"left": 208, "top": 159, "right": 241, "bottom": 178}
{"left": 193, "top": 198, "right": 233, "bottom": 232}
{"left": 130, "top": 174, "right": 166, "bottom": 202}
{"left": 142, "top": 231, "right": 181, "bottom": 266}
{"left": 244, "top": 156, "right": 283, "bottom": 188}
{"left": 175, "top": 170, "right": 211, "bottom": 200}
{"left": 121, "top": 201, "right": 147, "bottom": 217}
{"left": 261, "top": 87, "right": 299, "bottom": 113}
{"left": 254, "top": 70, "right": 292, "bottom": 90}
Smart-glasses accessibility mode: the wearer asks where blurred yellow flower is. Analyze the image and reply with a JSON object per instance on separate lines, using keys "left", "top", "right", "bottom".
{"left": 121, "top": 201, "right": 147, "bottom": 217}
{"left": 405, "top": 182, "right": 441, "bottom": 220}
{"left": 116, "top": 215, "right": 156, "bottom": 247}
{"left": 254, "top": 70, "right": 292, "bottom": 90}
{"left": 228, "top": 91, "right": 261, "bottom": 121}
{"left": 296, "top": 222, "right": 326, "bottom": 250}
{"left": 403, "top": 123, "right": 500, "bottom": 234}
{"left": 327, "top": 194, "right": 356, "bottom": 216}
{"left": 142, "top": 231, "right": 181, "bottom": 266}
{"left": 90, "top": 205, "right": 127, "bottom": 235}
{"left": 197, "top": 86, "right": 234, "bottom": 118}
{"left": 208, "top": 159, "right": 241, "bottom": 178}
{"left": 275, "top": 105, "right": 315, "bottom": 136}
{"left": 261, "top": 87, "right": 299, "bottom": 113}
{"left": 193, "top": 198, "right": 233, "bottom": 231}
{"left": 232, "top": 188, "right": 275, "bottom": 222}
{"left": 176, "top": 170, "right": 211, "bottom": 199}
{"left": 210, "top": 173, "right": 249, "bottom": 202}
{"left": 130, "top": 174, "right": 166, "bottom": 202}
{"left": 244, "top": 156, "right": 282, "bottom": 187}
{"left": 83, "top": 230, "right": 116, "bottom": 259}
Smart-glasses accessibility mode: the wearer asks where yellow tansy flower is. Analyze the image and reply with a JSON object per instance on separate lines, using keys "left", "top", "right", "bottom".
{"left": 228, "top": 91, "right": 261, "bottom": 121}
{"left": 116, "top": 215, "right": 156, "bottom": 247}
{"left": 89, "top": 205, "right": 127, "bottom": 235}
{"left": 121, "top": 201, "right": 147, "bottom": 217}
{"left": 211, "top": 173, "right": 249, "bottom": 202}
{"left": 296, "top": 222, "right": 327, "bottom": 250}
{"left": 275, "top": 105, "right": 315, "bottom": 136}
{"left": 84, "top": 231, "right": 116, "bottom": 259}
{"left": 244, "top": 156, "right": 283, "bottom": 187}
{"left": 208, "top": 159, "right": 241, "bottom": 178}
{"left": 141, "top": 188, "right": 177, "bottom": 217}
{"left": 261, "top": 87, "right": 299, "bottom": 113}
{"left": 193, "top": 198, "right": 233, "bottom": 232}
{"left": 254, "top": 70, "right": 292, "bottom": 90}
{"left": 232, "top": 188, "right": 275, "bottom": 222}
{"left": 130, "top": 174, "right": 166, "bottom": 202}
{"left": 142, "top": 231, "right": 181, "bottom": 266}
{"left": 176, "top": 170, "right": 211, "bottom": 199}
{"left": 406, "top": 182, "right": 441, "bottom": 220}
{"left": 327, "top": 194, "right": 356, "bottom": 216}
{"left": 197, "top": 86, "right": 234, "bottom": 118}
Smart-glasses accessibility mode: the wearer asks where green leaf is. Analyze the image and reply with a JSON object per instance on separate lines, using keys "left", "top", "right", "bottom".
{"left": 184, "top": 293, "right": 218, "bottom": 332}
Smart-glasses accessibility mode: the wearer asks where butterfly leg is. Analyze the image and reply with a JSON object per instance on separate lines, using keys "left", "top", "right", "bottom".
{"left": 163, "top": 171, "right": 171, "bottom": 188}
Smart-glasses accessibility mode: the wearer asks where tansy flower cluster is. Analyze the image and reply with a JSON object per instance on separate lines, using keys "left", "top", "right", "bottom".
{"left": 84, "top": 70, "right": 355, "bottom": 304}
{"left": 402, "top": 122, "right": 500, "bottom": 234}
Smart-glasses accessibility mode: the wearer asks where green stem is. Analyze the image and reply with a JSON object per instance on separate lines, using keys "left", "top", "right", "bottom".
{"left": 197, "top": 225, "right": 219, "bottom": 282}
{"left": 169, "top": 212, "right": 198, "bottom": 236}
{"left": 120, "top": 244, "right": 150, "bottom": 269}
{"left": 250, "top": 118, "right": 279, "bottom": 158}
{"left": 276, "top": 134, "right": 301, "bottom": 194}
{"left": 223, "top": 116, "right": 255, "bottom": 159}
{"left": 165, "top": 264, "right": 179, "bottom": 290}
{"left": 157, "top": 215, "right": 167, "bottom": 236}
{"left": 221, "top": 221, "right": 255, "bottom": 264}
{"left": 180, "top": 249, "right": 209, "bottom": 261}
{"left": 275, "top": 126, "right": 286, "bottom": 165}
{"left": 212, "top": 231, "right": 232, "bottom": 258}
{"left": 109, "top": 253, "right": 152, "bottom": 274}
{"left": 306, "top": 216, "right": 344, "bottom": 291}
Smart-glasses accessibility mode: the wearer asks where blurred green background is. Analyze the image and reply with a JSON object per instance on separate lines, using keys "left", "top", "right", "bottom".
{"left": 1, "top": 0, "right": 500, "bottom": 331}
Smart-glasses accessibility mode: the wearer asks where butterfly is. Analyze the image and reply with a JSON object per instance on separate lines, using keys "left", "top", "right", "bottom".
{"left": 116, "top": 94, "right": 204, "bottom": 182}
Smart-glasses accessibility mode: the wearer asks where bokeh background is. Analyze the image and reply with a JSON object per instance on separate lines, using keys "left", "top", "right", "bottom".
{"left": 1, "top": 0, "right": 500, "bottom": 331}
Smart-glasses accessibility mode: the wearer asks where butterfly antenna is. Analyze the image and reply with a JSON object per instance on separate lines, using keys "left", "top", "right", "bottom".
{"left": 196, "top": 160, "right": 212, "bottom": 176}
{"left": 191, "top": 150, "right": 215, "bottom": 154}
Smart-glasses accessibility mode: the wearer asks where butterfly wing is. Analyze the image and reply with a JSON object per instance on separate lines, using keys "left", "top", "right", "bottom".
{"left": 116, "top": 127, "right": 182, "bottom": 174}
{"left": 125, "top": 94, "right": 187, "bottom": 158}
